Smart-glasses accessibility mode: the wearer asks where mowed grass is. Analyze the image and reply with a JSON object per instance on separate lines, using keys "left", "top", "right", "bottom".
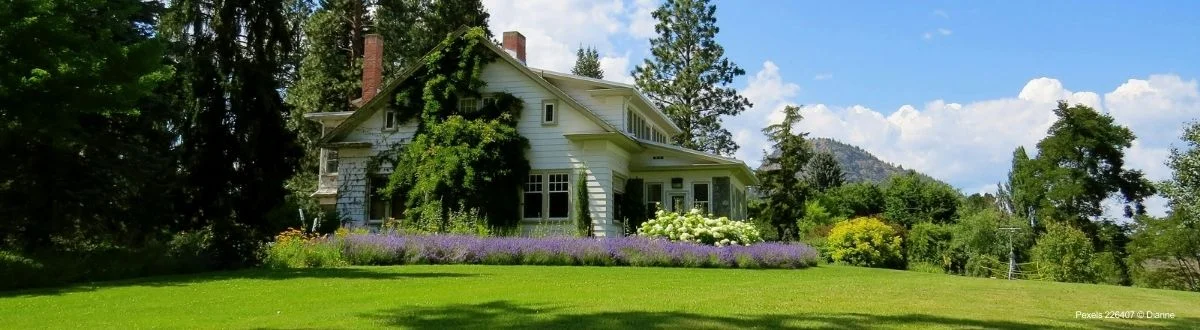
{"left": 1, "top": 265, "right": 1198, "bottom": 329}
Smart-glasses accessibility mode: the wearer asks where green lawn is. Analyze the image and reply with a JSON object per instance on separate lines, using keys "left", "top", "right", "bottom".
{"left": 1, "top": 265, "right": 1198, "bottom": 329}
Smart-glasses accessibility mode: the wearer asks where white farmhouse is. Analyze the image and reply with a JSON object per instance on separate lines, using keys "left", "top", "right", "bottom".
{"left": 305, "top": 30, "right": 757, "bottom": 237}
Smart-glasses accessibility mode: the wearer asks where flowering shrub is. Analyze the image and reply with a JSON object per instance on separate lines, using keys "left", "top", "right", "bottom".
{"left": 637, "top": 209, "right": 763, "bottom": 246}
{"left": 826, "top": 217, "right": 904, "bottom": 268}
{"left": 263, "top": 228, "right": 346, "bottom": 268}
{"left": 265, "top": 231, "right": 819, "bottom": 269}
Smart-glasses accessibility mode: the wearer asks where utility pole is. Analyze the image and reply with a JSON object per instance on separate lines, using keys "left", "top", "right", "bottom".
{"left": 999, "top": 226, "right": 1019, "bottom": 279}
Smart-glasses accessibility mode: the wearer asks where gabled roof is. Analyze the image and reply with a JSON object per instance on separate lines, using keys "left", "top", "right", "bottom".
{"left": 536, "top": 69, "right": 683, "bottom": 136}
{"left": 320, "top": 28, "right": 620, "bottom": 144}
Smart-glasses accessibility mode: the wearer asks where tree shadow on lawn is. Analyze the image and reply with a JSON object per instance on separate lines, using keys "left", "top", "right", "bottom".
{"left": 356, "top": 300, "right": 1200, "bottom": 330}
{"left": 0, "top": 267, "right": 478, "bottom": 298}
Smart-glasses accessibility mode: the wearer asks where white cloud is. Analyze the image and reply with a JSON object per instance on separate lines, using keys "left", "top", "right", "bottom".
{"left": 938, "top": 28, "right": 953, "bottom": 36}
{"left": 482, "top": 0, "right": 656, "bottom": 80}
{"left": 730, "top": 63, "right": 1200, "bottom": 217}
{"left": 923, "top": 28, "right": 953, "bottom": 40}
{"left": 932, "top": 9, "right": 950, "bottom": 19}
{"left": 813, "top": 73, "right": 834, "bottom": 81}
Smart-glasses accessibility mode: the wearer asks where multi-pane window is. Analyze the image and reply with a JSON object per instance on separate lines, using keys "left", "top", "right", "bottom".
{"left": 523, "top": 174, "right": 544, "bottom": 219}
{"left": 322, "top": 149, "right": 339, "bottom": 174}
{"left": 646, "top": 183, "right": 663, "bottom": 217}
{"left": 482, "top": 96, "right": 496, "bottom": 108}
{"left": 523, "top": 173, "right": 571, "bottom": 220}
{"left": 459, "top": 97, "right": 477, "bottom": 111}
{"left": 693, "top": 183, "right": 710, "bottom": 214}
{"left": 625, "top": 106, "right": 654, "bottom": 140}
{"left": 542, "top": 100, "right": 557, "bottom": 124}
{"left": 548, "top": 174, "right": 570, "bottom": 218}
{"left": 368, "top": 176, "right": 404, "bottom": 222}
{"left": 384, "top": 109, "right": 398, "bottom": 130}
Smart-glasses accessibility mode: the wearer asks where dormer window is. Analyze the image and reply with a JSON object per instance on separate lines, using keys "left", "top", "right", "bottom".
{"left": 458, "top": 97, "right": 478, "bottom": 111}
{"left": 542, "top": 100, "right": 557, "bottom": 125}
{"left": 384, "top": 109, "right": 397, "bottom": 130}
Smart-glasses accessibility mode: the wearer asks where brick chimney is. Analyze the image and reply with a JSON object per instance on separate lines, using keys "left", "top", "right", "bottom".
{"left": 361, "top": 34, "right": 383, "bottom": 104}
{"left": 502, "top": 31, "right": 526, "bottom": 64}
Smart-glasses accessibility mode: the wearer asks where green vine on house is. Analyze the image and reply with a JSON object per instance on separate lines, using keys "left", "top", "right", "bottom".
{"left": 371, "top": 27, "right": 531, "bottom": 230}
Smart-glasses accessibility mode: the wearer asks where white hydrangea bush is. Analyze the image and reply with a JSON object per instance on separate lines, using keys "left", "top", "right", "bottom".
{"left": 637, "top": 209, "right": 764, "bottom": 246}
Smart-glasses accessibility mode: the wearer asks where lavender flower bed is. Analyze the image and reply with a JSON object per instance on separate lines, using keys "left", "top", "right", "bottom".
{"left": 334, "top": 234, "right": 820, "bottom": 269}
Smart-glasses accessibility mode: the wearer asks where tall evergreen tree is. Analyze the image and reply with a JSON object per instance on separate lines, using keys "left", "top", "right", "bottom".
{"left": 377, "top": 0, "right": 490, "bottom": 73}
{"left": 571, "top": 45, "right": 603, "bottom": 79}
{"left": 806, "top": 152, "right": 845, "bottom": 193}
{"left": 0, "top": 0, "right": 175, "bottom": 250}
{"left": 757, "top": 105, "right": 813, "bottom": 240}
{"left": 163, "top": 0, "right": 303, "bottom": 266}
{"left": 633, "top": 0, "right": 750, "bottom": 156}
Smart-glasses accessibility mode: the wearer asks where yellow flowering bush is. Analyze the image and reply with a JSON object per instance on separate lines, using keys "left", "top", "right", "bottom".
{"left": 264, "top": 228, "right": 346, "bottom": 268}
{"left": 826, "top": 217, "right": 904, "bottom": 268}
{"left": 637, "top": 209, "right": 763, "bottom": 246}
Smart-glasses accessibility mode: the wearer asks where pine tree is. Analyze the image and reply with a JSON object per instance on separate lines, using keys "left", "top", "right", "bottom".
{"left": 757, "top": 105, "right": 812, "bottom": 240}
{"left": 633, "top": 0, "right": 751, "bottom": 156}
{"left": 377, "top": 0, "right": 490, "bottom": 73}
{"left": 163, "top": 0, "right": 303, "bottom": 266}
{"left": 571, "top": 46, "right": 604, "bottom": 79}
{"left": 806, "top": 152, "right": 845, "bottom": 192}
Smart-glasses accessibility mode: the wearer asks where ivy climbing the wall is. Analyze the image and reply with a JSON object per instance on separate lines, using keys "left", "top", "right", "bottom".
{"left": 376, "top": 27, "right": 531, "bottom": 230}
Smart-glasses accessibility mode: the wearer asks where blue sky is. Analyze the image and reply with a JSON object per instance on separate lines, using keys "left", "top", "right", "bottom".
{"left": 483, "top": 0, "right": 1200, "bottom": 217}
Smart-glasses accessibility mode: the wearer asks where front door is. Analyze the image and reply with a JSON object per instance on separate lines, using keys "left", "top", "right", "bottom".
{"left": 668, "top": 193, "right": 686, "bottom": 213}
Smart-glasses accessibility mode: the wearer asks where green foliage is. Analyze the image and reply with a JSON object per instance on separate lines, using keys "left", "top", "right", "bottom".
{"left": 164, "top": 0, "right": 304, "bottom": 267}
{"left": 638, "top": 210, "right": 764, "bottom": 246}
{"left": 382, "top": 28, "right": 530, "bottom": 230}
{"left": 571, "top": 46, "right": 604, "bottom": 79}
{"left": 633, "top": 0, "right": 750, "bottom": 155}
{"left": 823, "top": 182, "right": 886, "bottom": 218}
{"left": 906, "top": 222, "right": 956, "bottom": 270}
{"left": 883, "top": 172, "right": 961, "bottom": 227}
{"left": 1032, "top": 223, "right": 1096, "bottom": 283}
{"left": 907, "top": 261, "right": 946, "bottom": 274}
{"left": 1019, "top": 102, "right": 1156, "bottom": 228}
{"left": 574, "top": 170, "right": 594, "bottom": 237}
{"left": 263, "top": 229, "right": 347, "bottom": 269}
{"left": 376, "top": 0, "right": 491, "bottom": 73}
{"left": 0, "top": 0, "right": 177, "bottom": 251}
{"left": 0, "top": 229, "right": 216, "bottom": 290}
{"left": 1127, "top": 213, "right": 1200, "bottom": 291}
{"left": 826, "top": 217, "right": 904, "bottom": 268}
{"left": 757, "top": 105, "right": 813, "bottom": 241}
{"left": 806, "top": 152, "right": 845, "bottom": 192}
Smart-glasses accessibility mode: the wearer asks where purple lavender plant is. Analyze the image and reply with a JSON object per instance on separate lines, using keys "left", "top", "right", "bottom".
{"left": 334, "top": 233, "right": 819, "bottom": 269}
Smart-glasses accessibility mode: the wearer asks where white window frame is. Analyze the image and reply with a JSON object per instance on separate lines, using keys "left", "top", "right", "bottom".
{"left": 321, "top": 149, "right": 339, "bottom": 175}
{"left": 481, "top": 95, "right": 496, "bottom": 108}
{"left": 692, "top": 182, "right": 711, "bottom": 214}
{"left": 542, "top": 99, "right": 558, "bottom": 125}
{"left": 645, "top": 182, "right": 664, "bottom": 214}
{"left": 459, "top": 97, "right": 478, "bottom": 111}
{"left": 384, "top": 109, "right": 398, "bottom": 130}
{"left": 522, "top": 171, "right": 571, "bottom": 220}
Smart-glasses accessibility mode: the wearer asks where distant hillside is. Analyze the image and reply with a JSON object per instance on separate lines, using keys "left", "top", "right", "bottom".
{"left": 760, "top": 137, "right": 935, "bottom": 184}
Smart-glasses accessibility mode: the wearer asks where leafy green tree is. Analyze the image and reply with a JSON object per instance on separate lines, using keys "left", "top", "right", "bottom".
{"left": 1023, "top": 102, "right": 1156, "bottom": 230}
{"left": 633, "top": 0, "right": 750, "bottom": 156}
{"left": 883, "top": 172, "right": 960, "bottom": 227}
{"left": 163, "top": 0, "right": 303, "bottom": 266}
{"left": 823, "top": 182, "right": 885, "bottom": 218}
{"left": 1032, "top": 222, "right": 1097, "bottom": 283}
{"left": 377, "top": 0, "right": 490, "bottom": 73}
{"left": 805, "top": 152, "right": 845, "bottom": 193}
{"left": 757, "top": 105, "right": 812, "bottom": 241}
{"left": 1127, "top": 121, "right": 1200, "bottom": 291}
{"left": 571, "top": 45, "right": 604, "bottom": 79}
{"left": 0, "top": 0, "right": 175, "bottom": 250}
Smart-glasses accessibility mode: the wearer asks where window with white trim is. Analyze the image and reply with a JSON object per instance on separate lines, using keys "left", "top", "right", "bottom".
{"left": 693, "top": 182, "right": 710, "bottom": 214}
{"left": 482, "top": 95, "right": 496, "bottom": 108}
{"left": 646, "top": 182, "right": 663, "bottom": 216}
{"left": 322, "top": 149, "right": 339, "bottom": 174}
{"left": 542, "top": 100, "right": 557, "bottom": 124}
{"left": 625, "top": 106, "right": 653, "bottom": 140}
{"left": 458, "top": 97, "right": 478, "bottom": 111}
{"left": 523, "top": 172, "right": 571, "bottom": 220}
{"left": 384, "top": 109, "right": 398, "bottom": 130}
{"left": 368, "top": 176, "right": 404, "bottom": 223}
